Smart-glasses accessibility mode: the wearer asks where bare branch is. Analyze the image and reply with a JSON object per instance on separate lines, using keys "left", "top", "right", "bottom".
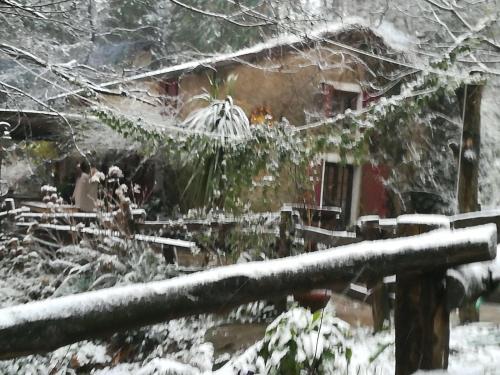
{"left": 168, "top": 0, "right": 273, "bottom": 27}
{"left": 0, "top": 0, "right": 47, "bottom": 19}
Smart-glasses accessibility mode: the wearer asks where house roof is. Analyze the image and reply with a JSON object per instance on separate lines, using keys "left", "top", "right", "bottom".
{"left": 0, "top": 109, "right": 138, "bottom": 151}
{"left": 0, "top": 109, "right": 75, "bottom": 140}
{"left": 49, "top": 19, "right": 415, "bottom": 102}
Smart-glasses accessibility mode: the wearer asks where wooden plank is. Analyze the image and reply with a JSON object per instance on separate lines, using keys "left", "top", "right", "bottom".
{"left": 138, "top": 212, "right": 279, "bottom": 232}
{"left": 18, "top": 208, "right": 146, "bottom": 221}
{"left": 16, "top": 222, "right": 195, "bottom": 249}
{"left": 451, "top": 209, "right": 500, "bottom": 242}
{"left": 0, "top": 206, "right": 29, "bottom": 218}
{"left": 0, "top": 224, "right": 496, "bottom": 359}
{"left": 295, "top": 224, "right": 360, "bottom": 247}
{"left": 282, "top": 203, "right": 342, "bottom": 213}
{"left": 21, "top": 201, "right": 78, "bottom": 213}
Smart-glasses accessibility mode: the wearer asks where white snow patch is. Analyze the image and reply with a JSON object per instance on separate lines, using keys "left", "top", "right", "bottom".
{"left": 397, "top": 214, "right": 450, "bottom": 228}
{"left": 94, "top": 358, "right": 201, "bottom": 375}
{"left": 375, "top": 21, "right": 417, "bottom": 51}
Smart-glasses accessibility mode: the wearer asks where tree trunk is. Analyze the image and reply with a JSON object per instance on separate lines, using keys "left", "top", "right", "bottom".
{"left": 456, "top": 83, "right": 483, "bottom": 323}
{"left": 456, "top": 84, "right": 482, "bottom": 213}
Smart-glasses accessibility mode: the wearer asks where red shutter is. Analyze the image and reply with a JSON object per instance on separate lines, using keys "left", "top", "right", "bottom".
{"left": 360, "top": 163, "right": 390, "bottom": 217}
{"left": 305, "top": 160, "right": 323, "bottom": 206}
{"left": 360, "top": 91, "right": 389, "bottom": 216}
{"left": 160, "top": 79, "right": 179, "bottom": 116}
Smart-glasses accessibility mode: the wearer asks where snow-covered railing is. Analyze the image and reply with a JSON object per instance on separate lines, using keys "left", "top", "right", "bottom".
{"left": 282, "top": 203, "right": 342, "bottom": 213}
{"left": 295, "top": 223, "right": 360, "bottom": 247}
{"left": 353, "top": 209, "right": 500, "bottom": 241}
{"left": 287, "top": 210, "right": 500, "bottom": 374}
{"left": 353, "top": 212, "right": 500, "bottom": 375}
{"left": 16, "top": 222, "right": 196, "bottom": 250}
{"left": 17, "top": 208, "right": 147, "bottom": 222}
{"left": 0, "top": 206, "right": 29, "bottom": 218}
{"left": 137, "top": 211, "right": 280, "bottom": 231}
{"left": 354, "top": 211, "right": 500, "bottom": 312}
{"left": 0, "top": 224, "right": 496, "bottom": 375}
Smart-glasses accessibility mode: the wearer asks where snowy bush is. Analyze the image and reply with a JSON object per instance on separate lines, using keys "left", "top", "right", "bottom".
{"left": 224, "top": 306, "right": 351, "bottom": 374}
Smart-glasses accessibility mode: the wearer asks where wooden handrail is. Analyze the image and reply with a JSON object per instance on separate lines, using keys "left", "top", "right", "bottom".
{"left": 0, "top": 224, "right": 495, "bottom": 360}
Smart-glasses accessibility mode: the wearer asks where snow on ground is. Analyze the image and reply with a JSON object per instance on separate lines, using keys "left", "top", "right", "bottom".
{"left": 1, "top": 289, "right": 500, "bottom": 374}
{"left": 218, "top": 316, "right": 500, "bottom": 375}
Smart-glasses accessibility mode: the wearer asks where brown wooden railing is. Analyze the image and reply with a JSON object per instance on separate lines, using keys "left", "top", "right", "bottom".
{"left": 0, "top": 222, "right": 496, "bottom": 375}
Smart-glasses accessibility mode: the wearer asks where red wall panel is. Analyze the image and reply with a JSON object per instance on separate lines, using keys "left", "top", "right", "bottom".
{"left": 360, "top": 164, "right": 390, "bottom": 217}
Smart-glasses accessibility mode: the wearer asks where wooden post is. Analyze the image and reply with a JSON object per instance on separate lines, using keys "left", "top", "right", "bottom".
{"left": 278, "top": 208, "right": 293, "bottom": 257}
{"left": 0, "top": 122, "right": 10, "bottom": 182}
{"left": 456, "top": 83, "right": 483, "bottom": 323}
{"left": 359, "top": 216, "right": 390, "bottom": 333}
{"left": 395, "top": 216, "right": 450, "bottom": 375}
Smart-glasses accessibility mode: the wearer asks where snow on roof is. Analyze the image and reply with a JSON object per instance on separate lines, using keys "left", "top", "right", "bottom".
{"left": 0, "top": 108, "right": 140, "bottom": 151}
{"left": 49, "top": 18, "right": 412, "bottom": 102}
{"left": 0, "top": 108, "right": 87, "bottom": 127}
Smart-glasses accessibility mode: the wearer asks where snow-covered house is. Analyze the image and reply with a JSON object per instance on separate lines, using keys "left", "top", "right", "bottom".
{"left": 9, "top": 21, "right": 414, "bottom": 227}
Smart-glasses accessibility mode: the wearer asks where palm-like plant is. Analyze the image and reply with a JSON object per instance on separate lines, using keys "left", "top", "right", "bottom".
{"left": 181, "top": 95, "right": 252, "bottom": 145}
{"left": 179, "top": 93, "right": 253, "bottom": 211}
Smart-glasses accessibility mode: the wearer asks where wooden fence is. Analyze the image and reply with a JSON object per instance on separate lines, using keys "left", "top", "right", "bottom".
{"left": 0, "top": 222, "right": 496, "bottom": 375}
{"left": 282, "top": 209, "right": 500, "bottom": 326}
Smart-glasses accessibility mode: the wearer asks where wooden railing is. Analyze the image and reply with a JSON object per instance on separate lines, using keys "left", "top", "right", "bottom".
{"left": 0, "top": 223, "right": 496, "bottom": 375}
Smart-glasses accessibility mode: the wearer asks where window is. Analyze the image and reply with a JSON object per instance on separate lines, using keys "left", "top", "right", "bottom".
{"left": 160, "top": 78, "right": 179, "bottom": 116}
{"left": 321, "top": 83, "right": 359, "bottom": 117}
{"left": 322, "top": 162, "right": 354, "bottom": 228}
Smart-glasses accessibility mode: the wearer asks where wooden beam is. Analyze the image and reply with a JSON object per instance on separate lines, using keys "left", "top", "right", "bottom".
{"left": 16, "top": 222, "right": 195, "bottom": 249}
{"left": 0, "top": 206, "right": 29, "bottom": 218}
{"left": 446, "top": 257, "right": 500, "bottom": 311}
{"left": 282, "top": 203, "right": 342, "bottom": 213}
{"left": 0, "top": 224, "right": 495, "bottom": 359}
{"left": 452, "top": 210, "right": 500, "bottom": 242}
{"left": 295, "top": 224, "right": 360, "bottom": 247}
{"left": 17, "top": 208, "right": 146, "bottom": 222}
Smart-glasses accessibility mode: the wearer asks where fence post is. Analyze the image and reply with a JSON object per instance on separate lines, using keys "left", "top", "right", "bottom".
{"left": 278, "top": 208, "right": 293, "bottom": 257}
{"left": 359, "top": 216, "right": 390, "bottom": 333}
{"left": 395, "top": 216, "right": 450, "bottom": 375}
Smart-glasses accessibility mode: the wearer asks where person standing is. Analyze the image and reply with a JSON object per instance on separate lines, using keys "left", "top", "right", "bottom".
{"left": 72, "top": 160, "right": 97, "bottom": 212}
